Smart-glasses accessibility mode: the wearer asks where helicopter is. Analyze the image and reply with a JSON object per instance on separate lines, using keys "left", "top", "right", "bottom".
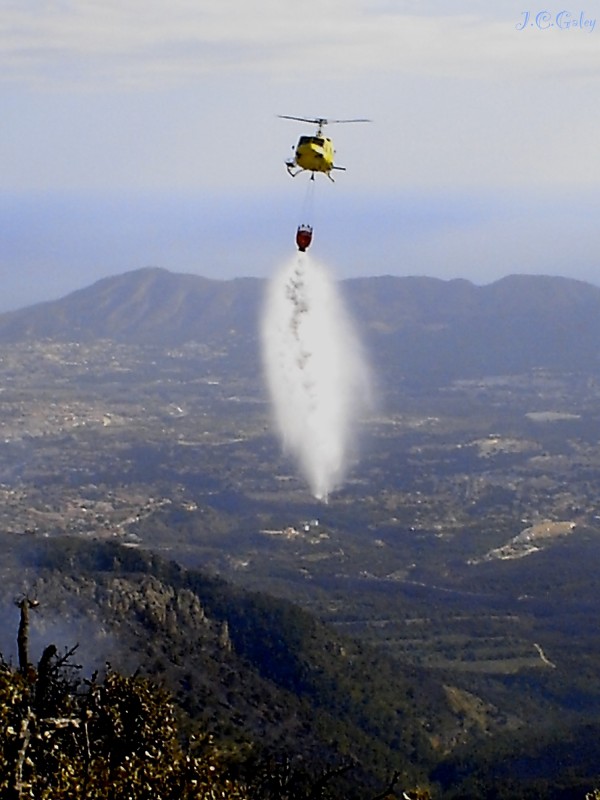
{"left": 279, "top": 115, "right": 369, "bottom": 181}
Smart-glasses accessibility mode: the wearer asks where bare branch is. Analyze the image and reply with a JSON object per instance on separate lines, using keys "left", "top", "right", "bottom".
{"left": 14, "top": 709, "right": 35, "bottom": 798}
{"left": 308, "top": 760, "right": 355, "bottom": 799}
{"left": 369, "top": 770, "right": 402, "bottom": 800}
{"left": 14, "top": 596, "right": 39, "bottom": 675}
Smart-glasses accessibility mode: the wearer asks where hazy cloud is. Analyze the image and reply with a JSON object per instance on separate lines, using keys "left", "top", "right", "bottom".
{"left": 3, "top": 2, "right": 599, "bottom": 89}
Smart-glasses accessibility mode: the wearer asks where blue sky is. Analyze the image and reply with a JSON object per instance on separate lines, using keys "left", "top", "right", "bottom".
{"left": 2, "top": 1, "right": 600, "bottom": 310}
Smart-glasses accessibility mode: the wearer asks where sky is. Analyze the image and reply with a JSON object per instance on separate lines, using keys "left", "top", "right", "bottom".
{"left": 2, "top": 1, "right": 600, "bottom": 310}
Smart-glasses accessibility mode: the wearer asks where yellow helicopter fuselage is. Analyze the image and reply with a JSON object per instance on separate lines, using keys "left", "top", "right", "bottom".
{"left": 291, "top": 135, "right": 337, "bottom": 175}
{"left": 286, "top": 131, "right": 344, "bottom": 180}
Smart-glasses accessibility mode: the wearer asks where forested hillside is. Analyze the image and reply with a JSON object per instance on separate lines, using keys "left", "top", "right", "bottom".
{"left": 2, "top": 531, "right": 600, "bottom": 796}
{"left": 0, "top": 534, "right": 446, "bottom": 798}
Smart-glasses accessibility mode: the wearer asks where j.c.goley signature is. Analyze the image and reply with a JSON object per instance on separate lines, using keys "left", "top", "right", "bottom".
{"left": 516, "top": 10, "right": 596, "bottom": 30}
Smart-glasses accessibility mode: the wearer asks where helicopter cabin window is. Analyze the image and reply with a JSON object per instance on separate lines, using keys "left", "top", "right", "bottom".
{"left": 313, "top": 138, "right": 325, "bottom": 146}
{"left": 298, "top": 136, "right": 312, "bottom": 145}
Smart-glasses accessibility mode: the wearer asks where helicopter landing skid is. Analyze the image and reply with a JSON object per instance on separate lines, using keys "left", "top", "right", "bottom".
{"left": 307, "top": 171, "right": 334, "bottom": 182}
{"left": 286, "top": 162, "right": 302, "bottom": 177}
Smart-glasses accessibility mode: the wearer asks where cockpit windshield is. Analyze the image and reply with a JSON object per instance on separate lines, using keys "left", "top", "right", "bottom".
{"left": 298, "top": 136, "right": 325, "bottom": 147}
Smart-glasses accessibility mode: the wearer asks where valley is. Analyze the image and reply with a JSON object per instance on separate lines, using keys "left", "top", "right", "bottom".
{"left": 3, "top": 271, "right": 600, "bottom": 795}
{"left": 3, "top": 337, "right": 600, "bottom": 683}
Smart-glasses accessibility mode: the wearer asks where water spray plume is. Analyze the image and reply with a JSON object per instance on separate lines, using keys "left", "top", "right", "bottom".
{"left": 261, "top": 254, "right": 371, "bottom": 501}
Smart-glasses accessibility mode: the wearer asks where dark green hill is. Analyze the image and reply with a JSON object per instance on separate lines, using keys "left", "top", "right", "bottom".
{"left": 0, "top": 534, "right": 463, "bottom": 794}
{"left": 0, "top": 267, "right": 262, "bottom": 348}
{"left": 3, "top": 518, "right": 600, "bottom": 796}
{"left": 342, "top": 273, "right": 600, "bottom": 387}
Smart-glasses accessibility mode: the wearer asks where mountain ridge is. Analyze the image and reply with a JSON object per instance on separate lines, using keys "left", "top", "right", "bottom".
{"left": 2, "top": 267, "right": 600, "bottom": 385}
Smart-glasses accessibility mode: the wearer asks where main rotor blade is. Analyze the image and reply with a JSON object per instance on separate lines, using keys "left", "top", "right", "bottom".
{"left": 277, "top": 115, "right": 322, "bottom": 124}
{"left": 278, "top": 115, "right": 371, "bottom": 126}
{"left": 326, "top": 119, "right": 371, "bottom": 124}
